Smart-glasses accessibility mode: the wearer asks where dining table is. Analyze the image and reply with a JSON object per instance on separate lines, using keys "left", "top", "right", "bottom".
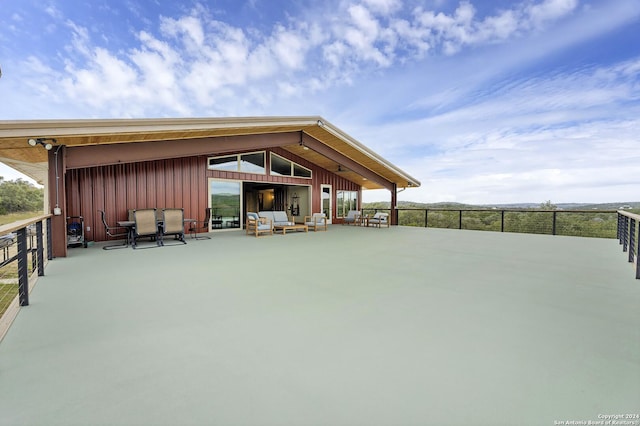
{"left": 118, "top": 218, "right": 195, "bottom": 247}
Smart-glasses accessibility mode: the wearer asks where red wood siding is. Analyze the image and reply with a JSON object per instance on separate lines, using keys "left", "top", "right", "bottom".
{"left": 66, "top": 149, "right": 360, "bottom": 242}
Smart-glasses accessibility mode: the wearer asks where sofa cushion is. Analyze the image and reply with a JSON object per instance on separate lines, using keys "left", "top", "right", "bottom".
{"left": 261, "top": 211, "right": 293, "bottom": 226}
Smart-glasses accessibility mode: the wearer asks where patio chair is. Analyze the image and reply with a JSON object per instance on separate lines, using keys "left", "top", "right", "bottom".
{"left": 367, "top": 212, "right": 390, "bottom": 228}
{"left": 160, "top": 208, "right": 187, "bottom": 246}
{"left": 304, "top": 213, "right": 328, "bottom": 231}
{"left": 342, "top": 210, "right": 361, "bottom": 225}
{"left": 98, "top": 209, "right": 129, "bottom": 250}
{"left": 246, "top": 212, "right": 273, "bottom": 237}
{"left": 188, "top": 207, "right": 212, "bottom": 239}
{"left": 132, "top": 208, "right": 160, "bottom": 249}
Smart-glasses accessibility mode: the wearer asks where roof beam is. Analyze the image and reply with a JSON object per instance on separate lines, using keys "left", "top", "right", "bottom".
{"left": 301, "top": 133, "right": 394, "bottom": 191}
{"left": 65, "top": 133, "right": 300, "bottom": 169}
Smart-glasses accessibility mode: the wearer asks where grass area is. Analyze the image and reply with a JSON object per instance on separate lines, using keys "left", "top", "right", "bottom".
{"left": 0, "top": 283, "right": 18, "bottom": 317}
{"left": 0, "top": 211, "right": 43, "bottom": 226}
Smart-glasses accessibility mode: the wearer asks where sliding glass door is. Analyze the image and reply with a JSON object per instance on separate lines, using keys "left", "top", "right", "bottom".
{"left": 209, "top": 179, "right": 241, "bottom": 230}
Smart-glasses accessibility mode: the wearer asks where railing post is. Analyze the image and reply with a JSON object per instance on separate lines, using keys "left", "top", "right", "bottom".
{"left": 629, "top": 219, "right": 636, "bottom": 263}
{"left": 36, "top": 220, "right": 45, "bottom": 276}
{"left": 17, "top": 227, "right": 29, "bottom": 307}
{"left": 501, "top": 210, "right": 505, "bottom": 232}
{"left": 47, "top": 217, "right": 53, "bottom": 260}
{"left": 636, "top": 227, "right": 640, "bottom": 279}
{"left": 623, "top": 216, "right": 629, "bottom": 252}
{"left": 459, "top": 210, "right": 462, "bottom": 230}
{"left": 552, "top": 211, "right": 557, "bottom": 235}
{"left": 618, "top": 213, "right": 623, "bottom": 243}
{"left": 424, "top": 209, "right": 428, "bottom": 228}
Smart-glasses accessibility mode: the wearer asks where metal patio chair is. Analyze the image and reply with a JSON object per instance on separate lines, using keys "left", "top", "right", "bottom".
{"left": 188, "top": 207, "right": 212, "bottom": 239}
{"left": 99, "top": 209, "right": 129, "bottom": 249}
{"left": 160, "top": 208, "right": 187, "bottom": 246}
{"left": 132, "top": 208, "right": 160, "bottom": 249}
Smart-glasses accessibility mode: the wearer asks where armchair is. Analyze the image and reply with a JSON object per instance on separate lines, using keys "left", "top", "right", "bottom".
{"left": 367, "top": 212, "right": 390, "bottom": 228}
{"left": 304, "top": 213, "right": 328, "bottom": 231}
{"left": 342, "top": 210, "right": 361, "bottom": 226}
{"left": 246, "top": 212, "right": 273, "bottom": 237}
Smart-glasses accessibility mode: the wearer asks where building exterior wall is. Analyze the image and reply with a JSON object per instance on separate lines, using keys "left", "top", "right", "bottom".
{"left": 65, "top": 147, "right": 360, "bottom": 243}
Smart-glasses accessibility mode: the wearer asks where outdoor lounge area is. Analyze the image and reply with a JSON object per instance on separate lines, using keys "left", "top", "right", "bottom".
{"left": 0, "top": 226, "right": 638, "bottom": 425}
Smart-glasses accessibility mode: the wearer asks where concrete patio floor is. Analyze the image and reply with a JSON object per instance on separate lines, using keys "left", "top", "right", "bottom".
{"left": 0, "top": 226, "right": 638, "bottom": 426}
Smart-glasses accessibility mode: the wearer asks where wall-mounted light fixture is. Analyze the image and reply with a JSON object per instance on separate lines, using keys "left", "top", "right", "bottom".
{"left": 28, "top": 138, "right": 57, "bottom": 150}
{"left": 317, "top": 119, "right": 324, "bottom": 127}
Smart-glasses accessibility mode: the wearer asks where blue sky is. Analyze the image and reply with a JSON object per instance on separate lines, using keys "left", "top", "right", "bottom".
{"left": 1, "top": 0, "right": 639, "bottom": 204}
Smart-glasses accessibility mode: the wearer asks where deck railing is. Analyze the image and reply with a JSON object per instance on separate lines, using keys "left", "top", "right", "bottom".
{"left": 363, "top": 208, "right": 618, "bottom": 238}
{"left": 617, "top": 210, "right": 640, "bottom": 279}
{"left": 0, "top": 215, "right": 52, "bottom": 341}
{"left": 362, "top": 207, "right": 639, "bottom": 279}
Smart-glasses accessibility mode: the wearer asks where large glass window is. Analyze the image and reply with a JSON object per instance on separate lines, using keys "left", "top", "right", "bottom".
{"left": 240, "top": 153, "right": 265, "bottom": 173}
{"left": 209, "top": 152, "right": 265, "bottom": 174}
{"left": 336, "top": 190, "right": 358, "bottom": 218}
{"left": 209, "top": 155, "right": 238, "bottom": 171}
{"left": 270, "top": 154, "right": 292, "bottom": 176}
{"left": 270, "top": 153, "right": 311, "bottom": 178}
{"left": 293, "top": 163, "right": 311, "bottom": 178}
{"left": 210, "top": 180, "right": 241, "bottom": 229}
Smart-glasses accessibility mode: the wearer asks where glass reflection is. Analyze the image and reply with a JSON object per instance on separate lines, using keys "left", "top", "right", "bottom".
{"left": 210, "top": 180, "right": 241, "bottom": 229}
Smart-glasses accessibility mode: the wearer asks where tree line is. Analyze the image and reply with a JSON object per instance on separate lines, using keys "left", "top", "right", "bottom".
{"left": 0, "top": 177, "right": 44, "bottom": 215}
{"left": 363, "top": 200, "right": 619, "bottom": 238}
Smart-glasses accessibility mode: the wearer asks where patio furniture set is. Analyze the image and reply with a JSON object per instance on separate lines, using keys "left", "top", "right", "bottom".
{"left": 246, "top": 211, "right": 327, "bottom": 237}
{"left": 342, "top": 210, "right": 390, "bottom": 228}
{"left": 100, "top": 208, "right": 190, "bottom": 250}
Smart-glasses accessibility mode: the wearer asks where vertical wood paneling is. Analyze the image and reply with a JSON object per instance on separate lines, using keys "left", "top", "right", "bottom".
{"left": 66, "top": 149, "right": 363, "bottom": 242}
{"left": 146, "top": 162, "right": 156, "bottom": 208}
{"left": 115, "top": 164, "right": 127, "bottom": 221}
{"left": 182, "top": 158, "right": 191, "bottom": 211}
{"left": 80, "top": 168, "right": 94, "bottom": 241}
{"left": 126, "top": 164, "right": 137, "bottom": 211}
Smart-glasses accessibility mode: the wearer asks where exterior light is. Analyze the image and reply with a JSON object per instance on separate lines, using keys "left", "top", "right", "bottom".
{"left": 27, "top": 137, "right": 56, "bottom": 150}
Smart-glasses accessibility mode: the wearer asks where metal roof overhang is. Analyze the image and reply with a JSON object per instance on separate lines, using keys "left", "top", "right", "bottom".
{"left": 0, "top": 116, "right": 420, "bottom": 191}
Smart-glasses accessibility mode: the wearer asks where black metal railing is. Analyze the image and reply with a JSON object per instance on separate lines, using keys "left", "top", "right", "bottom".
{"left": 0, "top": 215, "right": 52, "bottom": 340}
{"left": 361, "top": 207, "right": 639, "bottom": 279}
{"left": 617, "top": 210, "right": 640, "bottom": 279}
{"left": 362, "top": 208, "right": 618, "bottom": 238}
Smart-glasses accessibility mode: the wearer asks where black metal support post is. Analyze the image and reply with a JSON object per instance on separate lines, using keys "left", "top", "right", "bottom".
{"left": 501, "top": 211, "right": 505, "bottom": 232}
{"left": 36, "top": 221, "right": 44, "bottom": 276}
{"left": 47, "top": 217, "right": 53, "bottom": 260}
{"left": 636, "top": 228, "right": 640, "bottom": 279}
{"left": 629, "top": 219, "right": 636, "bottom": 263}
{"left": 623, "top": 216, "right": 629, "bottom": 252}
{"left": 458, "top": 210, "right": 462, "bottom": 230}
{"left": 424, "top": 210, "right": 428, "bottom": 228}
{"left": 618, "top": 213, "right": 623, "bottom": 243}
{"left": 552, "top": 211, "right": 557, "bottom": 236}
{"left": 17, "top": 228, "right": 29, "bottom": 306}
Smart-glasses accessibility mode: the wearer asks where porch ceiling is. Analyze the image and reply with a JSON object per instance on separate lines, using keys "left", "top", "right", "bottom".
{"left": 0, "top": 116, "right": 420, "bottom": 190}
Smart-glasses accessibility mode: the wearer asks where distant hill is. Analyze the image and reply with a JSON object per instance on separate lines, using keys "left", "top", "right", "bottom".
{"left": 363, "top": 201, "right": 640, "bottom": 211}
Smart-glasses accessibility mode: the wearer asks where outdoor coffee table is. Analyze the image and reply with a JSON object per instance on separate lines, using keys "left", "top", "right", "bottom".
{"left": 274, "top": 224, "right": 308, "bottom": 235}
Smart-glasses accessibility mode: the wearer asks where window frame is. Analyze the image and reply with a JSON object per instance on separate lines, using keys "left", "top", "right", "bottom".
{"left": 208, "top": 151, "right": 266, "bottom": 175}
{"left": 269, "top": 152, "right": 312, "bottom": 179}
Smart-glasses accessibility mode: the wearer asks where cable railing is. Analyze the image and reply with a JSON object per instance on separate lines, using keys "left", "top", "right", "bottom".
{"left": 362, "top": 207, "right": 640, "bottom": 279}
{"left": 0, "top": 215, "right": 52, "bottom": 341}
{"left": 617, "top": 210, "right": 640, "bottom": 279}
{"left": 362, "top": 208, "right": 618, "bottom": 238}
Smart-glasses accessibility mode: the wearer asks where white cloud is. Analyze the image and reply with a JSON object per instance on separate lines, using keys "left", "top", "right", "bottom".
{"left": 3, "top": 0, "right": 639, "bottom": 206}
{"left": 527, "top": 0, "right": 578, "bottom": 28}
